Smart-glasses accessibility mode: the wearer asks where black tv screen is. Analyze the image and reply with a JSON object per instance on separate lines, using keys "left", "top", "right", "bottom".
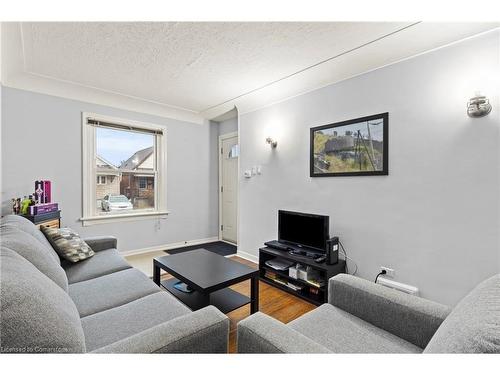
{"left": 278, "top": 210, "right": 329, "bottom": 252}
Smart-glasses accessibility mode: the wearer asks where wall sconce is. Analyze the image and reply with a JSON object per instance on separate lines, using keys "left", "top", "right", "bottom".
{"left": 467, "top": 92, "right": 492, "bottom": 118}
{"left": 266, "top": 137, "right": 277, "bottom": 148}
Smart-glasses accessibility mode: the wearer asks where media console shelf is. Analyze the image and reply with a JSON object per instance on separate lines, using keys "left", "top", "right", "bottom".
{"left": 259, "top": 246, "right": 346, "bottom": 305}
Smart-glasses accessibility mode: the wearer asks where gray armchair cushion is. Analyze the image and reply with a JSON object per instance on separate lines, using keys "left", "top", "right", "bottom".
{"left": 1, "top": 214, "right": 60, "bottom": 264}
{"left": 424, "top": 274, "right": 500, "bottom": 353}
{"left": 82, "top": 291, "right": 191, "bottom": 351}
{"left": 0, "top": 247, "right": 85, "bottom": 353}
{"left": 289, "top": 304, "right": 421, "bottom": 353}
{"left": 1, "top": 227, "right": 68, "bottom": 291}
{"left": 63, "top": 248, "right": 131, "bottom": 284}
{"left": 68, "top": 268, "right": 160, "bottom": 317}
{"left": 237, "top": 312, "right": 331, "bottom": 353}
{"left": 329, "top": 274, "right": 451, "bottom": 349}
{"left": 82, "top": 236, "right": 117, "bottom": 252}
{"left": 92, "top": 305, "right": 229, "bottom": 353}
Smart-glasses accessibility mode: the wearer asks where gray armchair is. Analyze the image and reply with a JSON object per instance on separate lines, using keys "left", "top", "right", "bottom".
{"left": 237, "top": 273, "right": 500, "bottom": 353}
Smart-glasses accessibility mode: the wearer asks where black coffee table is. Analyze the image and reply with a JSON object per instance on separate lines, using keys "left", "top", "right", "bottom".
{"left": 153, "top": 249, "right": 259, "bottom": 314}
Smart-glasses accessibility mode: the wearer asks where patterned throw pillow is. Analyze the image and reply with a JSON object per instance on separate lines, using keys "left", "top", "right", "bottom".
{"left": 41, "top": 226, "right": 95, "bottom": 263}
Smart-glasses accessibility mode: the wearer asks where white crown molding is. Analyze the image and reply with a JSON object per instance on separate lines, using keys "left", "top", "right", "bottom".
{"left": 1, "top": 23, "right": 205, "bottom": 124}
{"left": 4, "top": 71, "right": 206, "bottom": 124}
{"left": 201, "top": 24, "right": 500, "bottom": 119}
{"left": 3, "top": 22, "right": 499, "bottom": 124}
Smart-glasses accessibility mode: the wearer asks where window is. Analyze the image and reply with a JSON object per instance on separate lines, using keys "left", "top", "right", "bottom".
{"left": 82, "top": 113, "right": 168, "bottom": 225}
{"left": 228, "top": 144, "right": 240, "bottom": 158}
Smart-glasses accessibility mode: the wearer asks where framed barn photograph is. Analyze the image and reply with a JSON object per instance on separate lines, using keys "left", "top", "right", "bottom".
{"left": 310, "top": 113, "right": 388, "bottom": 177}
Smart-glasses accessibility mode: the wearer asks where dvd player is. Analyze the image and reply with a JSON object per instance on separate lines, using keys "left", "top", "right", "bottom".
{"left": 264, "top": 240, "right": 289, "bottom": 251}
{"left": 264, "top": 240, "right": 322, "bottom": 259}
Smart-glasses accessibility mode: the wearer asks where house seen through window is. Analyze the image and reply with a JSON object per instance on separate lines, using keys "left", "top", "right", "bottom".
{"left": 96, "top": 127, "right": 156, "bottom": 214}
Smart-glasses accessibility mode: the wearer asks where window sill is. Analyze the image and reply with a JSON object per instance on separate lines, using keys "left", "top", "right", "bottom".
{"left": 80, "top": 210, "right": 170, "bottom": 226}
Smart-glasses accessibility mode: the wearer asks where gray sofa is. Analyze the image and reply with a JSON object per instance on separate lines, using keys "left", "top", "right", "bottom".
{"left": 238, "top": 273, "right": 500, "bottom": 353}
{"left": 0, "top": 215, "right": 229, "bottom": 353}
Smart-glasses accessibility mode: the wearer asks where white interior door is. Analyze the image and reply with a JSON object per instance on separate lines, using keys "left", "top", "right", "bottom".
{"left": 220, "top": 134, "right": 238, "bottom": 244}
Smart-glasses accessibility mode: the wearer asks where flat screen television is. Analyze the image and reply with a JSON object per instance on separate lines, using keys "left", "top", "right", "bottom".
{"left": 278, "top": 210, "right": 329, "bottom": 253}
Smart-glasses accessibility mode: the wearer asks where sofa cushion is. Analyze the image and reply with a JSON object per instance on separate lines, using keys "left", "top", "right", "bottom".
{"left": 68, "top": 268, "right": 161, "bottom": 317}
{"left": 329, "top": 273, "right": 450, "bottom": 349}
{"left": 1, "top": 227, "right": 68, "bottom": 291}
{"left": 0, "top": 247, "right": 86, "bottom": 353}
{"left": 63, "top": 248, "right": 131, "bottom": 284}
{"left": 81, "top": 291, "right": 191, "bottom": 351}
{"left": 288, "top": 303, "right": 422, "bottom": 353}
{"left": 424, "top": 274, "right": 500, "bottom": 353}
{"left": 0, "top": 214, "right": 60, "bottom": 264}
{"left": 41, "top": 226, "right": 95, "bottom": 263}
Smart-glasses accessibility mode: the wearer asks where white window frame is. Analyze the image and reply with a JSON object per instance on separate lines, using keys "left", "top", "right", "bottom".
{"left": 81, "top": 112, "right": 168, "bottom": 226}
{"left": 97, "top": 175, "right": 107, "bottom": 185}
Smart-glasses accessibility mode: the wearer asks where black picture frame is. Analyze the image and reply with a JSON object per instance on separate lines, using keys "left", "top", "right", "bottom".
{"left": 310, "top": 112, "right": 389, "bottom": 177}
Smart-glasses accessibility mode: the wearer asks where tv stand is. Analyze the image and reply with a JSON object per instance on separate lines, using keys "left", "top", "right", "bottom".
{"left": 259, "top": 246, "right": 346, "bottom": 305}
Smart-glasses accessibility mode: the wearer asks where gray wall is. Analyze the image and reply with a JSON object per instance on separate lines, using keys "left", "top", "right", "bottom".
{"left": 1, "top": 87, "right": 219, "bottom": 252}
{"left": 239, "top": 31, "right": 500, "bottom": 306}
{"left": 218, "top": 117, "right": 238, "bottom": 136}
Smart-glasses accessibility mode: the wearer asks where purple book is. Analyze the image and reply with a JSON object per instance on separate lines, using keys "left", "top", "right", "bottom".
{"left": 43, "top": 181, "right": 51, "bottom": 203}
{"left": 35, "top": 180, "right": 52, "bottom": 204}
{"left": 29, "top": 203, "right": 58, "bottom": 215}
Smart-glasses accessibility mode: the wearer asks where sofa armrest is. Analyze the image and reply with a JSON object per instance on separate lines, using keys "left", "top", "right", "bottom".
{"left": 83, "top": 236, "right": 117, "bottom": 252}
{"left": 237, "top": 312, "right": 330, "bottom": 353}
{"left": 328, "top": 274, "right": 451, "bottom": 349}
{"left": 92, "top": 306, "right": 229, "bottom": 353}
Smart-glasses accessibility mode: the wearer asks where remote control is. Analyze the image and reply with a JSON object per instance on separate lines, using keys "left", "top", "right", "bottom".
{"left": 314, "top": 255, "right": 327, "bottom": 263}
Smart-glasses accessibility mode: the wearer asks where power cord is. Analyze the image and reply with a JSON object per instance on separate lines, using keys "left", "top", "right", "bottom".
{"left": 374, "top": 270, "right": 387, "bottom": 283}
{"left": 338, "top": 240, "right": 358, "bottom": 276}
{"left": 339, "top": 242, "right": 348, "bottom": 274}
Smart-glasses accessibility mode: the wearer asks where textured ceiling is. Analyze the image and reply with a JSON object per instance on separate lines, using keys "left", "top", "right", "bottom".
{"left": 21, "top": 22, "right": 411, "bottom": 111}
{"left": 2, "top": 22, "right": 498, "bottom": 123}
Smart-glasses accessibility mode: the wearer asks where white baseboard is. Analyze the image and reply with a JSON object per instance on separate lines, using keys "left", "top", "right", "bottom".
{"left": 235, "top": 250, "right": 259, "bottom": 264}
{"left": 122, "top": 236, "right": 219, "bottom": 257}
{"left": 220, "top": 239, "right": 237, "bottom": 246}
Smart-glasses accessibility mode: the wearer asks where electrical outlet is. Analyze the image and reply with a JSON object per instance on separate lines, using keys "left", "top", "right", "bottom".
{"left": 380, "top": 266, "right": 395, "bottom": 278}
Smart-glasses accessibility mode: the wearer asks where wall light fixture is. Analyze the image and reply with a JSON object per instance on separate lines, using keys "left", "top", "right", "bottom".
{"left": 266, "top": 137, "right": 277, "bottom": 148}
{"left": 467, "top": 92, "right": 492, "bottom": 118}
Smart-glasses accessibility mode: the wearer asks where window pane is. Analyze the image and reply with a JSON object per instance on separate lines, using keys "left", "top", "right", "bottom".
{"left": 96, "top": 127, "right": 155, "bottom": 214}
{"left": 228, "top": 144, "right": 239, "bottom": 158}
{"left": 121, "top": 174, "right": 155, "bottom": 210}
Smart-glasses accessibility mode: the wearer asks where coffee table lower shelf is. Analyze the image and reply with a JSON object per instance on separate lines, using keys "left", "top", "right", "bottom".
{"left": 160, "top": 278, "right": 251, "bottom": 314}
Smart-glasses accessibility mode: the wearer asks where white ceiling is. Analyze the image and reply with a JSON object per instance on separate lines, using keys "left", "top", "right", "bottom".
{"left": 1, "top": 22, "right": 498, "bottom": 123}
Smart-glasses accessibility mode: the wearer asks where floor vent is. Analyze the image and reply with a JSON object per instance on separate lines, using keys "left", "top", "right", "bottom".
{"left": 377, "top": 277, "right": 419, "bottom": 296}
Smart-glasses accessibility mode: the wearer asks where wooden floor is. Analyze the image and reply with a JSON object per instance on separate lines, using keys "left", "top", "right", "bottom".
{"left": 160, "top": 256, "right": 316, "bottom": 353}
